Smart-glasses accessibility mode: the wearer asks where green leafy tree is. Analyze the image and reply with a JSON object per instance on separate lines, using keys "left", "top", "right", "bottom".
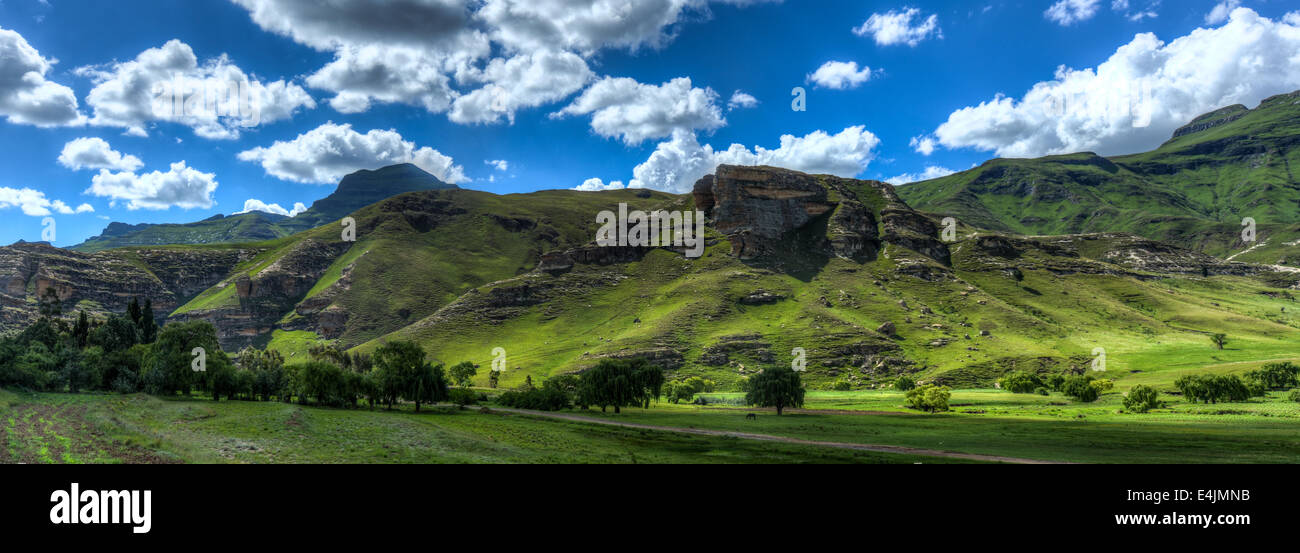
{"left": 998, "top": 371, "right": 1043, "bottom": 394}
{"left": 893, "top": 375, "right": 916, "bottom": 392}
{"left": 449, "top": 361, "right": 478, "bottom": 388}
{"left": 139, "top": 299, "right": 158, "bottom": 344}
{"left": 1211, "top": 333, "right": 1228, "bottom": 350}
{"left": 744, "top": 366, "right": 806, "bottom": 415}
{"left": 148, "top": 321, "right": 227, "bottom": 396}
{"left": 1062, "top": 375, "right": 1099, "bottom": 402}
{"left": 89, "top": 315, "right": 139, "bottom": 353}
{"left": 1123, "top": 385, "right": 1163, "bottom": 413}
{"left": 488, "top": 370, "right": 500, "bottom": 389}
{"left": 577, "top": 358, "right": 660, "bottom": 414}
{"left": 72, "top": 311, "right": 90, "bottom": 349}
{"left": 38, "top": 287, "right": 62, "bottom": 319}
{"left": 904, "top": 384, "right": 951, "bottom": 413}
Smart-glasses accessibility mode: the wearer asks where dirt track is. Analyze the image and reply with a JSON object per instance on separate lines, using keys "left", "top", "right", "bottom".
{"left": 482, "top": 406, "right": 1069, "bottom": 464}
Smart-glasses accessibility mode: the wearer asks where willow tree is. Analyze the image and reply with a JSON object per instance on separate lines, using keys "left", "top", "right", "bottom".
{"left": 745, "top": 366, "right": 806, "bottom": 415}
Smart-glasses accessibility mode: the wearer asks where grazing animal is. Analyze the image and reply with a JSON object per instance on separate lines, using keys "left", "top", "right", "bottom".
{"left": 745, "top": 413, "right": 757, "bottom": 421}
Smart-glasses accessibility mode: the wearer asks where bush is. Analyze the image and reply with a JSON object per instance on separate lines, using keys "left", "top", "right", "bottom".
{"left": 893, "top": 375, "right": 916, "bottom": 392}
{"left": 1090, "top": 379, "right": 1114, "bottom": 393}
{"left": 1244, "top": 362, "right": 1299, "bottom": 391}
{"left": 831, "top": 379, "right": 852, "bottom": 391}
{"left": 904, "top": 384, "right": 951, "bottom": 413}
{"left": 1123, "top": 385, "right": 1163, "bottom": 413}
{"left": 1034, "top": 387, "right": 1049, "bottom": 396}
{"left": 1174, "top": 374, "right": 1261, "bottom": 404}
{"left": 449, "top": 387, "right": 478, "bottom": 407}
{"left": 1062, "top": 375, "right": 1099, "bottom": 402}
{"left": 998, "top": 371, "right": 1043, "bottom": 394}
{"left": 498, "top": 387, "right": 570, "bottom": 411}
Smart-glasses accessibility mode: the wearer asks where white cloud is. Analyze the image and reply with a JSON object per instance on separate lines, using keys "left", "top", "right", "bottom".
{"left": 237, "top": 122, "right": 468, "bottom": 185}
{"left": 1113, "top": 0, "right": 1160, "bottom": 21}
{"left": 727, "top": 90, "right": 758, "bottom": 110}
{"left": 553, "top": 77, "right": 724, "bottom": 146}
{"left": 573, "top": 177, "right": 626, "bottom": 191}
{"left": 485, "top": 159, "right": 509, "bottom": 171}
{"left": 85, "top": 161, "right": 218, "bottom": 210}
{"left": 1045, "top": 0, "right": 1101, "bottom": 26}
{"left": 886, "top": 166, "right": 957, "bottom": 185}
{"left": 77, "top": 39, "right": 315, "bottom": 139}
{"left": 57, "top": 137, "right": 143, "bottom": 172}
{"left": 449, "top": 49, "right": 593, "bottom": 124}
{"left": 1205, "top": 1, "right": 1241, "bottom": 25}
{"left": 0, "top": 26, "right": 85, "bottom": 127}
{"left": 236, "top": 198, "right": 307, "bottom": 217}
{"left": 0, "top": 187, "right": 91, "bottom": 216}
{"left": 619, "top": 126, "right": 880, "bottom": 193}
{"left": 852, "top": 8, "right": 941, "bottom": 47}
{"left": 229, "top": 0, "right": 775, "bottom": 122}
{"left": 807, "top": 61, "right": 873, "bottom": 90}
{"left": 930, "top": 8, "right": 1300, "bottom": 158}
{"left": 910, "top": 135, "right": 937, "bottom": 156}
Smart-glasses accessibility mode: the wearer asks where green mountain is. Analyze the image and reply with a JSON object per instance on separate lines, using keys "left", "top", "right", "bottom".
{"left": 71, "top": 163, "right": 455, "bottom": 252}
{"left": 897, "top": 90, "right": 1300, "bottom": 267}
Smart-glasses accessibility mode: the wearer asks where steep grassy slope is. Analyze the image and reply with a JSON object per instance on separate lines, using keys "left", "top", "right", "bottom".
{"left": 169, "top": 187, "right": 676, "bottom": 350}
{"left": 899, "top": 91, "right": 1300, "bottom": 265}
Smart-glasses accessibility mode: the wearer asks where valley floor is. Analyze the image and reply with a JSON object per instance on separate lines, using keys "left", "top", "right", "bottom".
{"left": 3, "top": 385, "right": 1298, "bottom": 464}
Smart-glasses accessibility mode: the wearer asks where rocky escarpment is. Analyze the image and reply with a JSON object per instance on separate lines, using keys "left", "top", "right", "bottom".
{"left": 694, "top": 165, "right": 951, "bottom": 266}
{"left": 0, "top": 242, "right": 259, "bottom": 331}
{"left": 169, "top": 238, "right": 352, "bottom": 350}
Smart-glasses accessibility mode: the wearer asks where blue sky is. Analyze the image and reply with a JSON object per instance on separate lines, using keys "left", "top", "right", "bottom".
{"left": 2, "top": 0, "right": 1299, "bottom": 246}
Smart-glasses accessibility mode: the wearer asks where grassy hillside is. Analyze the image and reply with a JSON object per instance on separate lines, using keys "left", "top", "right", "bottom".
{"left": 898, "top": 91, "right": 1300, "bottom": 265}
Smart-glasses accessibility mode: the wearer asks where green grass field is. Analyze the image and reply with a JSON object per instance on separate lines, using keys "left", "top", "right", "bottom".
{"left": 4, "top": 383, "right": 1299, "bottom": 464}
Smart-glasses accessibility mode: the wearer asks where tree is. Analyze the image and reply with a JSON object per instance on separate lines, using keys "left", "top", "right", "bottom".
{"left": 372, "top": 341, "right": 448, "bottom": 411}
{"left": 488, "top": 370, "right": 500, "bottom": 389}
{"left": 577, "top": 358, "right": 660, "bottom": 414}
{"left": 1244, "top": 362, "right": 1299, "bottom": 391}
{"left": 1210, "top": 333, "right": 1228, "bottom": 350}
{"left": 1062, "top": 375, "right": 1099, "bottom": 402}
{"left": 998, "top": 371, "right": 1043, "bottom": 394}
{"left": 893, "top": 375, "right": 916, "bottom": 392}
{"left": 72, "top": 311, "right": 90, "bottom": 349}
{"left": 1123, "top": 385, "right": 1162, "bottom": 413}
{"left": 148, "top": 321, "right": 227, "bottom": 396}
{"left": 139, "top": 299, "right": 158, "bottom": 344}
{"left": 449, "top": 361, "right": 477, "bottom": 388}
{"left": 38, "top": 287, "right": 62, "bottom": 319}
{"left": 127, "top": 297, "right": 142, "bottom": 327}
{"left": 904, "top": 384, "right": 951, "bottom": 413}
{"left": 89, "top": 315, "right": 139, "bottom": 353}
{"left": 744, "top": 366, "right": 806, "bottom": 415}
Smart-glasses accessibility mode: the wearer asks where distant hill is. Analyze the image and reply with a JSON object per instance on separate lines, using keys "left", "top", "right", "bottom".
{"left": 71, "top": 163, "right": 455, "bottom": 251}
{"left": 897, "top": 90, "right": 1300, "bottom": 266}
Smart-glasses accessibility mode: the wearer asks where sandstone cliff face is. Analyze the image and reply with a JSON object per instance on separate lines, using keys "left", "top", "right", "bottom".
{"left": 0, "top": 242, "right": 258, "bottom": 331}
{"left": 694, "top": 165, "right": 950, "bottom": 266}
{"left": 169, "top": 238, "right": 353, "bottom": 350}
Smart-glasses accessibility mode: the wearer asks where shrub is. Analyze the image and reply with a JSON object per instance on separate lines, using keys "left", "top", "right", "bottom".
{"left": 1090, "top": 379, "right": 1114, "bottom": 393}
{"left": 1123, "top": 385, "right": 1162, "bottom": 413}
{"left": 904, "top": 384, "right": 951, "bottom": 413}
{"left": 498, "top": 387, "right": 570, "bottom": 411}
{"left": 449, "top": 387, "right": 478, "bottom": 407}
{"left": 1046, "top": 374, "right": 1066, "bottom": 392}
{"left": 1290, "top": 389, "right": 1300, "bottom": 403}
{"left": 1174, "top": 374, "right": 1260, "bottom": 404}
{"left": 832, "top": 379, "right": 852, "bottom": 391}
{"left": 1244, "top": 362, "right": 1299, "bottom": 391}
{"left": 1062, "top": 375, "right": 1099, "bottom": 402}
{"left": 1034, "top": 387, "right": 1049, "bottom": 396}
{"left": 998, "top": 371, "right": 1043, "bottom": 394}
{"left": 893, "top": 375, "right": 916, "bottom": 392}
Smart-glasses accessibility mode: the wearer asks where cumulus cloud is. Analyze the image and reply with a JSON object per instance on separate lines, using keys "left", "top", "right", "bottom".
{"left": 1045, "top": 0, "right": 1101, "bottom": 26}
{"left": 605, "top": 127, "right": 878, "bottom": 193}
{"left": 236, "top": 198, "right": 307, "bottom": 217}
{"left": 553, "top": 77, "right": 725, "bottom": 145}
{"left": 727, "top": 90, "right": 758, "bottom": 110}
{"left": 85, "top": 161, "right": 218, "bottom": 210}
{"left": 77, "top": 39, "right": 315, "bottom": 139}
{"left": 0, "top": 187, "right": 92, "bottom": 216}
{"left": 485, "top": 159, "right": 509, "bottom": 171}
{"left": 807, "top": 61, "right": 873, "bottom": 90}
{"left": 0, "top": 26, "right": 85, "bottom": 127}
{"left": 237, "top": 122, "right": 468, "bottom": 185}
{"left": 852, "top": 8, "right": 941, "bottom": 47}
{"left": 886, "top": 166, "right": 957, "bottom": 185}
{"left": 573, "top": 177, "right": 626, "bottom": 191}
{"left": 230, "top": 0, "right": 774, "bottom": 121}
{"left": 449, "top": 49, "right": 593, "bottom": 124}
{"left": 58, "top": 137, "right": 144, "bottom": 172}
{"left": 910, "top": 135, "right": 937, "bottom": 156}
{"left": 1205, "top": 0, "right": 1241, "bottom": 25}
{"left": 930, "top": 8, "right": 1300, "bottom": 158}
